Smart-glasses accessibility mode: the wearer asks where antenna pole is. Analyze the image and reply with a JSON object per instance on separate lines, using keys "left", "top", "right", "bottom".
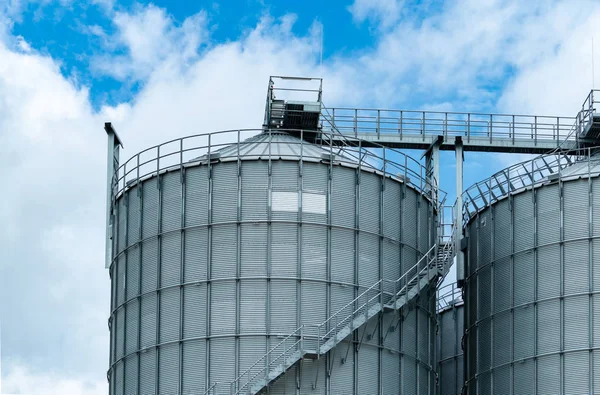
{"left": 593, "top": 36, "right": 596, "bottom": 89}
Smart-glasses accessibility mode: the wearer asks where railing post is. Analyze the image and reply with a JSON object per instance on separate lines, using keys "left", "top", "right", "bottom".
{"left": 377, "top": 109, "right": 381, "bottom": 138}
{"left": 399, "top": 110, "right": 403, "bottom": 139}
{"left": 467, "top": 113, "right": 471, "bottom": 143}
{"left": 354, "top": 109, "right": 358, "bottom": 138}
{"left": 422, "top": 111, "right": 426, "bottom": 141}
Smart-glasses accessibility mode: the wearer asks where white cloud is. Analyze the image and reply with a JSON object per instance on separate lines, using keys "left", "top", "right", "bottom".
{"left": 348, "top": 0, "right": 404, "bottom": 30}
{"left": 1, "top": 364, "right": 105, "bottom": 395}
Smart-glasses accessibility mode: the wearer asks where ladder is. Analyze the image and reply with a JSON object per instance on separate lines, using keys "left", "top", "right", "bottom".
{"left": 230, "top": 232, "right": 455, "bottom": 395}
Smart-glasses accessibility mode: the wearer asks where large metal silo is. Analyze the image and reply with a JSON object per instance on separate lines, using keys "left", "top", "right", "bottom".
{"left": 437, "top": 283, "right": 464, "bottom": 395}
{"left": 105, "top": 128, "right": 442, "bottom": 395}
{"left": 461, "top": 149, "right": 600, "bottom": 395}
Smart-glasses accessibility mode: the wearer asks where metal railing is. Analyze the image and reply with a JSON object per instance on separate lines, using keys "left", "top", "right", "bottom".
{"left": 576, "top": 89, "right": 600, "bottom": 138}
{"left": 319, "top": 107, "right": 575, "bottom": 145}
{"left": 461, "top": 146, "right": 600, "bottom": 224}
{"left": 111, "top": 128, "right": 446, "bottom": 209}
{"left": 230, "top": 241, "right": 452, "bottom": 394}
{"left": 204, "top": 382, "right": 219, "bottom": 395}
{"left": 437, "top": 283, "right": 463, "bottom": 313}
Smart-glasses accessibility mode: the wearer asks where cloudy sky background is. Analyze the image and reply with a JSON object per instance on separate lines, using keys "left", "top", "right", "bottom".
{"left": 1, "top": 0, "right": 599, "bottom": 393}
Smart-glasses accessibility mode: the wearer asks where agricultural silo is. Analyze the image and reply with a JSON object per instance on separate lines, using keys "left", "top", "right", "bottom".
{"left": 461, "top": 150, "right": 600, "bottom": 395}
{"left": 105, "top": 127, "right": 442, "bottom": 395}
{"left": 437, "top": 283, "right": 464, "bottom": 395}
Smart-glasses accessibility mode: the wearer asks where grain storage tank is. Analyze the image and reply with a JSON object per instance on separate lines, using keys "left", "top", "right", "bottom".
{"left": 104, "top": 125, "right": 441, "bottom": 395}
{"left": 461, "top": 149, "right": 600, "bottom": 395}
{"left": 437, "top": 283, "right": 464, "bottom": 395}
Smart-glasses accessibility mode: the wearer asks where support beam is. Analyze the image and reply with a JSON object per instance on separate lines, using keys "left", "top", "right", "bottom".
{"left": 105, "top": 122, "right": 123, "bottom": 269}
{"left": 455, "top": 137, "right": 465, "bottom": 286}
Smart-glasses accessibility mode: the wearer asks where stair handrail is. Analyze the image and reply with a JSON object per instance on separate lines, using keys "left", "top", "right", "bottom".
{"left": 204, "top": 382, "right": 218, "bottom": 395}
{"left": 231, "top": 325, "right": 304, "bottom": 394}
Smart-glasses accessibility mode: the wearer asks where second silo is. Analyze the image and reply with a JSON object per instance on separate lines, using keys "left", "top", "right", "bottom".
{"left": 437, "top": 283, "right": 464, "bottom": 395}
{"left": 461, "top": 150, "right": 600, "bottom": 395}
{"left": 106, "top": 128, "right": 440, "bottom": 395}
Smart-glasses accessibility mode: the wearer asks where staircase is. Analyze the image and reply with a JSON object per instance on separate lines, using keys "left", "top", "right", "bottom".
{"left": 230, "top": 232, "right": 455, "bottom": 395}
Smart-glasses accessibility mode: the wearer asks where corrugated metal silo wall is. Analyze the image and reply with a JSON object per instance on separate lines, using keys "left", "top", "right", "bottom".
{"left": 108, "top": 157, "right": 437, "bottom": 394}
{"left": 437, "top": 305, "right": 464, "bottom": 395}
{"left": 463, "top": 176, "right": 600, "bottom": 395}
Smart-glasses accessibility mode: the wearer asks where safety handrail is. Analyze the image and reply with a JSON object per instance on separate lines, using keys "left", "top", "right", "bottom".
{"left": 204, "top": 382, "right": 218, "bottom": 395}
{"left": 437, "top": 282, "right": 463, "bottom": 313}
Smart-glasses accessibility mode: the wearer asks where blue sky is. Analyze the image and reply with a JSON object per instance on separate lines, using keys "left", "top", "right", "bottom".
{"left": 1, "top": 0, "right": 599, "bottom": 393}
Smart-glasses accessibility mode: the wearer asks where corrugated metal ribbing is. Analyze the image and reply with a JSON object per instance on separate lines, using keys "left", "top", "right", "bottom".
{"left": 239, "top": 336, "right": 266, "bottom": 378}
{"left": 211, "top": 225, "right": 237, "bottom": 279}
{"left": 513, "top": 252, "right": 534, "bottom": 306}
{"left": 478, "top": 212, "right": 491, "bottom": 268}
{"left": 513, "top": 193, "right": 534, "bottom": 252}
{"left": 330, "top": 284, "right": 354, "bottom": 328}
{"left": 183, "top": 284, "right": 206, "bottom": 339}
{"left": 159, "top": 287, "right": 180, "bottom": 343}
{"left": 113, "top": 361, "right": 124, "bottom": 395}
{"left": 493, "top": 200, "right": 511, "bottom": 259}
{"left": 140, "top": 293, "right": 156, "bottom": 348}
{"left": 124, "top": 355, "right": 138, "bottom": 395}
{"left": 269, "top": 279, "right": 297, "bottom": 334}
{"left": 126, "top": 247, "right": 139, "bottom": 299}
{"left": 141, "top": 238, "right": 158, "bottom": 293}
{"left": 241, "top": 223, "right": 268, "bottom": 277}
{"left": 564, "top": 295, "right": 589, "bottom": 350}
{"left": 402, "top": 244, "right": 418, "bottom": 278}
{"left": 564, "top": 351, "right": 589, "bottom": 395}
{"left": 139, "top": 348, "right": 156, "bottom": 394}
{"left": 537, "top": 355, "right": 560, "bottom": 394}
{"left": 161, "top": 172, "right": 181, "bottom": 233}
{"left": 594, "top": 241, "right": 600, "bottom": 292}
{"left": 299, "top": 359, "right": 325, "bottom": 394}
{"left": 419, "top": 196, "right": 430, "bottom": 253}
{"left": 403, "top": 359, "right": 417, "bottom": 395}
{"left": 210, "top": 281, "right": 235, "bottom": 335}
{"left": 181, "top": 340, "right": 206, "bottom": 394}
{"left": 478, "top": 371, "right": 490, "bottom": 395}
{"left": 301, "top": 281, "right": 326, "bottom": 326}
{"left": 271, "top": 161, "right": 299, "bottom": 222}
{"left": 439, "top": 360, "right": 456, "bottom": 395}
{"left": 241, "top": 161, "right": 268, "bottom": 221}
{"left": 383, "top": 181, "right": 401, "bottom": 240}
{"left": 359, "top": 233, "right": 380, "bottom": 286}
{"left": 331, "top": 166, "right": 355, "bottom": 229}
{"left": 116, "top": 256, "right": 125, "bottom": 306}
{"left": 477, "top": 266, "right": 491, "bottom": 319}
{"left": 403, "top": 190, "right": 418, "bottom": 250}
{"left": 402, "top": 308, "right": 417, "bottom": 356}
{"left": 360, "top": 172, "right": 380, "bottom": 234}
{"left": 357, "top": 345, "right": 379, "bottom": 393}
{"left": 513, "top": 359, "right": 534, "bottom": 395}
{"left": 563, "top": 179, "right": 589, "bottom": 240}
{"left": 513, "top": 307, "right": 534, "bottom": 360}
{"left": 594, "top": 296, "right": 600, "bottom": 348}
{"left": 382, "top": 315, "right": 400, "bottom": 392}
{"left": 117, "top": 198, "right": 126, "bottom": 253}
{"left": 477, "top": 319, "right": 491, "bottom": 373}
{"left": 240, "top": 280, "right": 266, "bottom": 333}
{"left": 125, "top": 299, "right": 139, "bottom": 354}
{"left": 330, "top": 340, "right": 354, "bottom": 394}
{"left": 211, "top": 163, "right": 237, "bottom": 223}
{"left": 183, "top": 228, "right": 207, "bottom": 282}
{"left": 537, "top": 186, "right": 560, "bottom": 246}
{"left": 331, "top": 228, "right": 355, "bottom": 284}
{"left": 493, "top": 311, "right": 510, "bottom": 366}
{"left": 271, "top": 223, "right": 298, "bottom": 277}
{"left": 594, "top": 351, "right": 600, "bottom": 392}
{"left": 161, "top": 232, "right": 181, "bottom": 288}
{"left": 184, "top": 166, "right": 208, "bottom": 227}
{"left": 115, "top": 307, "right": 124, "bottom": 360}
{"left": 537, "top": 245, "right": 560, "bottom": 300}
{"left": 418, "top": 308, "right": 430, "bottom": 362}
{"left": 564, "top": 240, "right": 589, "bottom": 294}
{"left": 383, "top": 239, "right": 400, "bottom": 282}
{"left": 537, "top": 299, "right": 560, "bottom": 355}
{"left": 127, "top": 188, "right": 140, "bottom": 246}
{"left": 209, "top": 338, "right": 235, "bottom": 388}
{"left": 493, "top": 365, "right": 510, "bottom": 395}
{"left": 158, "top": 342, "right": 179, "bottom": 395}
{"left": 302, "top": 162, "right": 327, "bottom": 224}
{"left": 141, "top": 178, "right": 159, "bottom": 239}
{"left": 301, "top": 224, "right": 327, "bottom": 279}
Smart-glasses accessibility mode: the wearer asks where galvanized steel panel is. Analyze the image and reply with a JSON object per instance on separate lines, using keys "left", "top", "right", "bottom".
{"left": 493, "top": 200, "right": 511, "bottom": 259}
{"left": 330, "top": 340, "right": 355, "bottom": 394}
{"left": 125, "top": 299, "right": 139, "bottom": 355}
{"left": 493, "top": 311, "right": 511, "bottom": 366}
{"left": 301, "top": 281, "right": 326, "bottom": 326}
{"left": 269, "top": 279, "right": 297, "bottom": 334}
{"left": 127, "top": 188, "right": 140, "bottom": 247}
{"left": 209, "top": 339, "right": 235, "bottom": 390}
{"left": 477, "top": 266, "right": 491, "bottom": 320}
{"left": 513, "top": 359, "right": 534, "bottom": 395}
{"left": 184, "top": 166, "right": 209, "bottom": 227}
{"left": 126, "top": 247, "right": 140, "bottom": 299}
{"left": 160, "top": 232, "right": 181, "bottom": 287}
{"left": 493, "top": 257, "right": 511, "bottom": 312}
{"left": 117, "top": 198, "right": 126, "bottom": 253}
{"left": 513, "top": 193, "right": 534, "bottom": 252}
{"left": 210, "top": 281, "right": 235, "bottom": 335}
{"left": 115, "top": 307, "right": 124, "bottom": 360}
{"left": 564, "top": 295, "right": 589, "bottom": 350}
{"left": 357, "top": 345, "right": 379, "bottom": 394}
{"left": 302, "top": 163, "right": 328, "bottom": 224}
{"left": 536, "top": 186, "right": 560, "bottom": 246}
{"left": 358, "top": 233, "right": 379, "bottom": 286}
{"left": 183, "top": 228, "right": 207, "bottom": 282}
{"left": 211, "top": 163, "right": 238, "bottom": 223}
{"left": 113, "top": 361, "right": 124, "bottom": 395}
{"left": 537, "top": 299, "right": 560, "bottom": 355}
{"left": 271, "top": 223, "right": 298, "bottom": 277}
{"left": 158, "top": 342, "right": 179, "bottom": 395}
{"left": 141, "top": 178, "right": 159, "bottom": 239}
{"left": 564, "top": 240, "right": 589, "bottom": 294}
{"left": 239, "top": 336, "right": 266, "bottom": 378}
{"left": 360, "top": 172, "right": 380, "bottom": 234}
{"left": 139, "top": 348, "right": 156, "bottom": 395}
{"left": 160, "top": 287, "right": 180, "bottom": 343}
{"left": 161, "top": 172, "right": 182, "bottom": 233}
{"left": 513, "top": 252, "right": 534, "bottom": 306}
{"left": 383, "top": 239, "right": 400, "bottom": 283}
{"left": 240, "top": 280, "right": 266, "bottom": 333}
{"left": 477, "top": 211, "right": 491, "bottom": 268}
{"left": 331, "top": 166, "right": 356, "bottom": 229}
{"left": 563, "top": 179, "right": 589, "bottom": 240}
{"left": 140, "top": 293, "right": 156, "bottom": 348}
{"left": 124, "top": 355, "right": 138, "bottom": 395}
{"left": 183, "top": 284, "right": 206, "bottom": 339}
{"left": 181, "top": 340, "right": 206, "bottom": 394}
{"left": 141, "top": 238, "right": 158, "bottom": 293}
{"left": 383, "top": 180, "right": 402, "bottom": 240}
{"left": 537, "top": 354, "right": 560, "bottom": 395}
{"left": 537, "top": 244, "right": 560, "bottom": 300}
{"left": 564, "top": 351, "right": 589, "bottom": 395}
{"left": 477, "top": 319, "right": 491, "bottom": 372}
{"left": 240, "top": 223, "right": 267, "bottom": 277}
{"left": 116, "top": 255, "right": 125, "bottom": 306}
{"left": 402, "top": 358, "right": 417, "bottom": 395}
{"left": 492, "top": 365, "right": 509, "bottom": 395}
{"left": 513, "top": 306, "right": 534, "bottom": 360}
{"left": 301, "top": 224, "right": 327, "bottom": 279}
{"left": 210, "top": 225, "right": 237, "bottom": 279}
{"left": 241, "top": 161, "right": 268, "bottom": 221}
{"left": 331, "top": 228, "right": 355, "bottom": 284}
{"left": 403, "top": 190, "right": 418, "bottom": 250}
